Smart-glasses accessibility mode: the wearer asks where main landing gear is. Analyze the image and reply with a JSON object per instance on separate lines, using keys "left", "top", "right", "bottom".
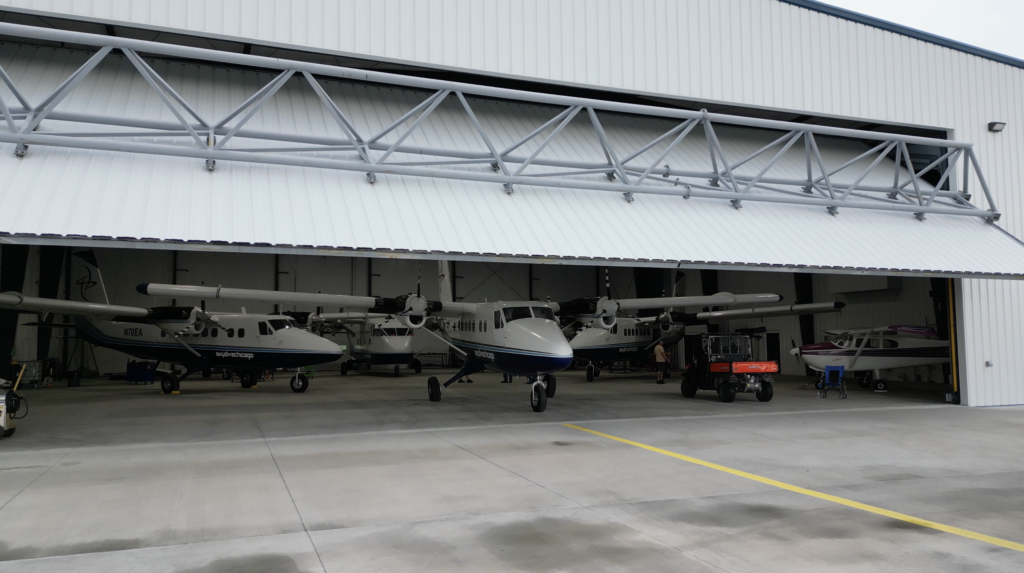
{"left": 585, "top": 363, "right": 602, "bottom": 382}
{"left": 426, "top": 370, "right": 557, "bottom": 412}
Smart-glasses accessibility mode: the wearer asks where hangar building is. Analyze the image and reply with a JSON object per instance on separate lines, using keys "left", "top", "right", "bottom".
{"left": 1, "top": 0, "right": 1024, "bottom": 405}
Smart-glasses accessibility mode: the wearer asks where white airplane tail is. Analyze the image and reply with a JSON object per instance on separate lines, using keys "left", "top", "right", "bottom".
{"left": 438, "top": 260, "right": 454, "bottom": 304}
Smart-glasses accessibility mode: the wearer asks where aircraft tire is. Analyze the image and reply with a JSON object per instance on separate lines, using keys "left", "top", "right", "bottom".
{"left": 873, "top": 380, "right": 888, "bottom": 392}
{"left": 717, "top": 381, "right": 736, "bottom": 403}
{"left": 544, "top": 375, "right": 556, "bottom": 398}
{"left": 222, "top": 369, "right": 233, "bottom": 380}
{"left": 412, "top": 359, "right": 422, "bottom": 374}
{"left": 2, "top": 427, "right": 15, "bottom": 438}
{"left": 586, "top": 364, "right": 595, "bottom": 382}
{"left": 394, "top": 364, "right": 401, "bottom": 377}
{"left": 201, "top": 368, "right": 212, "bottom": 379}
{"left": 594, "top": 367, "right": 600, "bottom": 378}
{"left": 340, "top": 362, "right": 350, "bottom": 376}
{"left": 531, "top": 383, "right": 548, "bottom": 412}
{"left": 427, "top": 377, "right": 441, "bottom": 402}
{"left": 756, "top": 381, "right": 774, "bottom": 402}
{"left": 239, "top": 372, "right": 255, "bottom": 389}
{"left": 680, "top": 376, "right": 698, "bottom": 398}
{"left": 290, "top": 373, "right": 309, "bottom": 393}
{"left": 160, "top": 375, "right": 176, "bottom": 394}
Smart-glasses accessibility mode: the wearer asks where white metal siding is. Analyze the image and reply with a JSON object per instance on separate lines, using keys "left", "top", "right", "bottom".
{"left": 1, "top": 44, "right": 1021, "bottom": 276}
{"left": 3, "top": 0, "right": 1024, "bottom": 405}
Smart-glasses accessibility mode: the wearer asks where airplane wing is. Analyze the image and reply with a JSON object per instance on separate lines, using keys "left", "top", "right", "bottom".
{"left": 318, "top": 312, "right": 391, "bottom": 322}
{"left": 695, "top": 302, "right": 845, "bottom": 321}
{"left": 138, "top": 283, "right": 380, "bottom": 309}
{"left": 614, "top": 293, "right": 782, "bottom": 311}
{"left": 0, "top": 292, "right": 149, "bottom": 318}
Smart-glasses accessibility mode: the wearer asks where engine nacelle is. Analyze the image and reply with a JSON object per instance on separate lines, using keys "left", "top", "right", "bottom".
{"left": 592, "top": 297, "right": 619, "bottom": 330}
{"left": 400, "top": 295, "right": 430, "bottom": 329}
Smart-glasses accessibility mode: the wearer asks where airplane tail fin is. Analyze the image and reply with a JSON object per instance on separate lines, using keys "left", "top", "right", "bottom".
{"left": 72, "top": 250, "right": 110, "bottom": 305}
{"left": 438, "top": 261, "right": 453, "bottom": 304}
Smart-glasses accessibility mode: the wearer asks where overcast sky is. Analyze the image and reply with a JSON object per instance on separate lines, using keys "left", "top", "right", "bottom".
{"left": 823, "top": 1, "right": 1024, "bottom": 60}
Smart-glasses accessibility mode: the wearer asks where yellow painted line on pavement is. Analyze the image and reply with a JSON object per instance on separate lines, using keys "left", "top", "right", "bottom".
{"left": 564, "top": 423, "right": 1024, "bottom": 553}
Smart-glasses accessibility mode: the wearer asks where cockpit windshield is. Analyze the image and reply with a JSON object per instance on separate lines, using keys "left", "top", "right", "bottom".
{"left": 268, "top": 319, "right": 299, "bottom": 330}
{"left": 708, "top": 335, "right": 749, "bottom": 356}
{"left": 531, "top": 306, "right": 556, "bottom": 321}
{"left": 503, "top": 307, "right": 533, "bottom": 322}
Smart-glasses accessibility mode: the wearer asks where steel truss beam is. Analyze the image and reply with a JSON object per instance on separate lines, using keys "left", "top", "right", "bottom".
{"left": 0, "top": 22, "right": 999, "bottom": 222}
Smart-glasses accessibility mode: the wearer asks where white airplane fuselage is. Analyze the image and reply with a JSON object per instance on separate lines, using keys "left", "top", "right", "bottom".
{"left": 570, "top": 318, "right": 684, "bottom": 366}
{"left": 77, "top": 314, "right": 343, "bottom": 371}
{"left": 336, "top": 317, "right": 415, "bottom": 365}
{"left": 793, "top": 334, "right": 949, "bottom": 373}
{"left": 443, "top": 302, "right": 573, "bottom": 375}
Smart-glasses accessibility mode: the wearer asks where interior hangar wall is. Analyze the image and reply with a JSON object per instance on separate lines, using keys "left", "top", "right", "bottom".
{"left": 5, "top": 0, "right": 1024, "bottom": 404}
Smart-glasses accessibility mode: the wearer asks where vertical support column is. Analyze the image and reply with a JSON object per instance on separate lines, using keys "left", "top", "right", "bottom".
{"left": 0, "top": 245, "right": 30, "bottom": 377}
{"left": 793, "top": 273, "right": 815, "bottom": 376}
{"left": 36, "top": 246, "right": 65, "bottom": 361}
{"left": 700, "top": 270, "right": 719, "bottom": 334}
{"left": 62, "top": 246, "right": 71, "bottom": 374}
{"left": 946, "top": 278, "right": 961, "bottom": 404}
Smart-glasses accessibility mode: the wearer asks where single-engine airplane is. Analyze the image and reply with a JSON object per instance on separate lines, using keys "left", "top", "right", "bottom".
{"left": 791, "top": 325, "right": 950, "bottom": 391}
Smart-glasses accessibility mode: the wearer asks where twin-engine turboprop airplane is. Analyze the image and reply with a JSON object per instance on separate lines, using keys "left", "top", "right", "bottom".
{"left": 0, "top": 292, "right": 345, "bottom": 394}
{"left": 570, "top": 302, "right": 847, "bottom": 381}
{"left": 791, "top": 325, "right": 950, "bottom": 391}
{"left": 137, "top": 283, "right": 436, "bottom": 378}
{"left": 426, "top": 262, "right": 785, "bottom": 412}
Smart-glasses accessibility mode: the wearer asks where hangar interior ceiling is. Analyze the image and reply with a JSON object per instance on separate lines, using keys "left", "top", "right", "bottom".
{"left": 1, "top": 22, "right": 1023, "bottom": 278}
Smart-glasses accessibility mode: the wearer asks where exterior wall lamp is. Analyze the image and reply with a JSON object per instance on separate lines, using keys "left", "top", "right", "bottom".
{"left": 988, "top": 122, "right": 1007, "bottom": 132}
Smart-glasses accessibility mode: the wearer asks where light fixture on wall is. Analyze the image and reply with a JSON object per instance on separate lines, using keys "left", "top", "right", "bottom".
{"left": 988, "top": 121, "right": 1007, "bottom": 132}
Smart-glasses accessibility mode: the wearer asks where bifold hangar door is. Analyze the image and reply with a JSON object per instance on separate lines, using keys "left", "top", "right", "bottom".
{"left": 1, "top": 22, "right": 1024, "bottom": 278}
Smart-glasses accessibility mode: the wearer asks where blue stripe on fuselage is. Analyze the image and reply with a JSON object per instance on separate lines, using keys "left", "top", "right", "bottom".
{"left": 451, "top": 339, "right": 571, "bottom": 375}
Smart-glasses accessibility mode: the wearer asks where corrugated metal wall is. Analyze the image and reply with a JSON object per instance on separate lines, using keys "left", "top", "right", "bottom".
{"left": 3, "top": 0, "right": 1023, "bottom": 405}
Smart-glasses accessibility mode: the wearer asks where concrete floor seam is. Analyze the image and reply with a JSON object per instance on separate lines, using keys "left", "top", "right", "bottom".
{"left": 426, "top": 429, "right": 586, "bottom": 510}
{"left": 0, "top": 448, "right": 74, "bottom": 515}
{"left": 248, "top": 408, "right": 330, "bottom": 573}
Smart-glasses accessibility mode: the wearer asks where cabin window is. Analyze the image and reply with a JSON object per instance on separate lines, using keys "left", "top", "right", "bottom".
{"left": 160, "top": 330, "right": 166, "bottom": 338}
{"left": 201, "top": 329, "right": 208, "bottom": 338}
{"left": 258, "top": 322, "right": 270, "bottom": 336}
{"left": 211, "top": 328, "right": 218, "bottom": 338}
{"left": 238, "top": 328, "right": 245, "bottom": 338}
{"left": 483, "top": 321, "right": 487, "bottom": 333}
{"left": 531, "top": 307, "right": 555, "bottom": 321}
{"left": 611, "top": 324, "right": 617, "bottom": 334}
{"left": 494, "top": 311, "right": 502, "bottom": 329}
{"left": 882, "top": 339, "right": 899, "bottom": 349}
{"left": 227, "top": 328, "right": 234, "bottom": 338}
